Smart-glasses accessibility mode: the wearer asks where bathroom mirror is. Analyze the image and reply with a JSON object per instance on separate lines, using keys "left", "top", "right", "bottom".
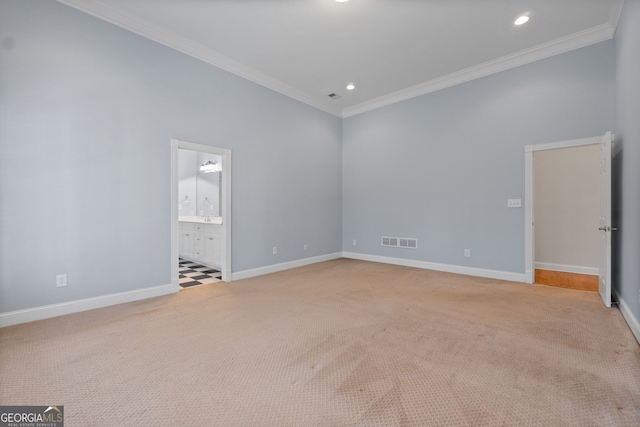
{"left": 178, "top": 149, "right": 222, "bottom": 218}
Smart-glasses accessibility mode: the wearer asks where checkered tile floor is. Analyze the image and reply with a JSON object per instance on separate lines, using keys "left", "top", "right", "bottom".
{"left": 179, "top": 259, "right": 222, "bottom": 288}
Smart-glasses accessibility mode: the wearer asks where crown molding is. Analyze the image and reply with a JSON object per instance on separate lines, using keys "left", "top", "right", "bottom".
{"left": 610, "top": 0, "right": 625, "bottom": 32}
{"left": 342, "top": 22, "right": 617, "bottom": 118}
{"left": 56, "top": 0, "right": 343, "bottom": 118}
{"left": 57, "top": 0, "right": 622, "bottom": 120}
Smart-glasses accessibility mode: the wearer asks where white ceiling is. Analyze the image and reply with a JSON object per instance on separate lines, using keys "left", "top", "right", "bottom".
{"left": 58, "top": 0, "right": 623, "bottom": 118}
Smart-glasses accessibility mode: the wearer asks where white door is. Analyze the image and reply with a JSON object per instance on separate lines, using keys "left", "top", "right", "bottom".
{"left": 598, "top": 131, "right": 613, "bottom": 307}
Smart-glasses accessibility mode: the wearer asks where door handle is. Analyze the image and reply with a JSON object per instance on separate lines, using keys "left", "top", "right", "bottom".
{"left": 598, "top": 226, "right": 618, "bottom": 232}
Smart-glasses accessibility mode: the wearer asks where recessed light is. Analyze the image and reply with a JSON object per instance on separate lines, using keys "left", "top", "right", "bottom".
{"left": 336, "top": 0, "right": 349, "bottom": 3}
{"left": 346, "top": 83, "right": 355, "bottom": 90}
{"left": 514, "top": 15, "right": 529, "bottom": 25}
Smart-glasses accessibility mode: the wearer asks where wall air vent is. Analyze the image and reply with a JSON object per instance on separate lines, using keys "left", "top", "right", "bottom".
{"left": 382, "top": 237, "right": 417, "bottom": 249}
{"left": 382, "top": 237, "right": 398, "bottom": 247}
{"left": 399, "top": 238, "right": 418, "bottom": 249}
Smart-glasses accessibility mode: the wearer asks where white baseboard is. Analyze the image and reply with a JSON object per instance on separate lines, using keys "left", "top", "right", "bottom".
{"left": 535, "top": 262, "right": 599, "bottom": 276}
{"left": 0, "top": 284, "right": 176, "bottom": 328}
{"left": 525, "top": 270, "right": 534, "bottom": 284}
{"left": 342, "top": 252, "right": 527, "bottom": 283}
{"left": 232, "top": 252, "right": 343, "bottom": 281}
{"left": 615, "top": 291, "right": 640, "bottom": 345}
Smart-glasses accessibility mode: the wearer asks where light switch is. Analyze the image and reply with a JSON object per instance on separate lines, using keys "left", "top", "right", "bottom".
{"left": 507, "top": 199, "right": 522, "bottom": 208}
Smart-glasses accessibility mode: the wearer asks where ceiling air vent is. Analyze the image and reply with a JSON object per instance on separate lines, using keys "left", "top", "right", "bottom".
{"left": 328, "top": 93, "right": 342, "bottom": 99}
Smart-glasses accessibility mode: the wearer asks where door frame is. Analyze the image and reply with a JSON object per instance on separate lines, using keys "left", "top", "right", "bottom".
{"left": 170, "top": 139, "right": 232, "bottom": 290}
{"left": 524, "top": 133, "right": 608, "bottom": 284}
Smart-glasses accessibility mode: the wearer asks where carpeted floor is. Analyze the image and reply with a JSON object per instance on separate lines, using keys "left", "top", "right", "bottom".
{"left": 1, "top": 259, "right": 639, "bottom": 426}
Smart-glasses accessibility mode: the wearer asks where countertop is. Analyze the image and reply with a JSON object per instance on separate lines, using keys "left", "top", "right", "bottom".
{"left": 179, "top": 216, "right": 223, "bottom": 225}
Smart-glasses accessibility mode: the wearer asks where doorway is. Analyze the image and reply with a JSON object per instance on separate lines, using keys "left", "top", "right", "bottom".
{"left": 524, "top": 132, "right": 613, "bottom": 307}
{"left": 170, "top": 139, "right": 232, "bottom": 291}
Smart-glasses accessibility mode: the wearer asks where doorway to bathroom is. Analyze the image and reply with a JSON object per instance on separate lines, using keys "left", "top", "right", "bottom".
{"left": 170, "top": 139, "right": 232, "bottom": 291}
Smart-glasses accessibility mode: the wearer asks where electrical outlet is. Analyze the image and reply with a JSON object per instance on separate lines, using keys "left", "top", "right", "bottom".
{"left": 464, "top": 249, "right": 471, "bottom": 258}
{"left": 56, "top": 274, "right": 67, "bottom": 287}
{"left": 353, "top": 239, "right": 357, "bottom": 246}
{"left": 507, "top": 198, "right": 522, "bottom": 208}
{"left": 272, "top": 247, "right": 278, "bottom": 255}
{"left": 304, "top": 244, "right": 308, "bottom": 251}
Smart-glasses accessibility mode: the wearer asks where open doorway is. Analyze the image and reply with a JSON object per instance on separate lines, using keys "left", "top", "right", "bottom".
{"left": 524, "top": 132, "right": 613, "bottom": 307}
{"left": 170, "top": 139, "right": 232, "bottom": 291}
{"left": 532, "top": 144, "right": 600, "bottom": 291}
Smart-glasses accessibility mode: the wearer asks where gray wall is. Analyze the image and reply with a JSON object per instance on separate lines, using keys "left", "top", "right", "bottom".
{"left": 0, "top": 1, "right": 343, "bottom": 313}
{"left": 343, "top": 41, "right": 615, "bottom": 274}
{"left": 0, "top": 0, "right": 631, "bottom": 322}
{"left": 614, "top": 0, "right": 640, "bottom": 326}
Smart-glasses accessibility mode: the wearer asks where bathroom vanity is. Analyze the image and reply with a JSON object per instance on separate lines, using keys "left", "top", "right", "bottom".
{"left": 179, "top": 216, "right": 222, "bottom": 270}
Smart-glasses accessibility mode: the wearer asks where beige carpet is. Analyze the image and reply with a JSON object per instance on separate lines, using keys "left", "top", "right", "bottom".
{"left": 1, "top": 259, "right": 639, "bottom": 426}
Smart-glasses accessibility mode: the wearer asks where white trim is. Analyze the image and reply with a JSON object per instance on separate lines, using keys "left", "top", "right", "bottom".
{"left": 615, "top": 292, "right": 640, "bottom": 345}
{"left": 0, "top": 284, "right": 174, "bottom": 328}
{"left": 534, "top": 262, "right": 599, "bottom": 276}
{"left": 342, "top": 23, "right": 617, "bottom": 118}
{"left": 221, "top": 150, "right": 232, "bottom": 282}
{"left": 524, "top": 135, "right": 603, "bottom": 153}
{"left": 170, "top": 139, "right": 179, "bottom": 290}
{"left": 610, "top": 0, "right": 625, "bottom": 33}
{"left": 525, "top": 149, "right": 534, "bottom": 284}
{"left": 342, "top": 252, "right": 527, "bottom": 283}
{"left": 56, "top": 0, "right": 620, "bottom": 119}
{"left": 171, "top": 140, "right": 232, "bottom": 286}
{"left": 56, "top": 0, "right": 342, "bottom": 118}
{"left": 231, "top": 253, "right": 343, "bottom": 281}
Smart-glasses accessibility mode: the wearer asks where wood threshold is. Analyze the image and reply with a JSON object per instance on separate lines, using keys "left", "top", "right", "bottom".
{"left": 535, "top": 269, "right": 598, "bottom": 292}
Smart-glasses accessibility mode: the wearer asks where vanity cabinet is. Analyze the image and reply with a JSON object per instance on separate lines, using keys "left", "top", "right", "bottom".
{"left": 203, "top": 231, "right": 221, "bottom": 268}
{"left": 179, "top": 221, "right": 222, "bottom": 270}
{"left": 193, "top": 223, "right": 206, "bottom": 260}
{"left": 180, "top": 223, "right": 195, "bottom": 259}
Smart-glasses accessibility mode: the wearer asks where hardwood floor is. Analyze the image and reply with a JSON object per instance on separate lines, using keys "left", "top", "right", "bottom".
{"left": 535, "top": 269, "right": 598, "bottom": 292}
